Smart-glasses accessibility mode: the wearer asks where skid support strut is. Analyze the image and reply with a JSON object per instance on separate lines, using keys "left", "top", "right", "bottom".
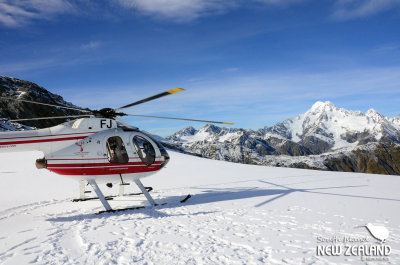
{"left": 119, "top": 174, "right": 130, "bottom": 197}
{"left": 134, "top": 179, "right": 156, "bottom": 206}
{"left": 80, "top": 180, "right": 86, "bottom": 200}
{"left": 88, "top": 179, "right": 112, "bottom": 211}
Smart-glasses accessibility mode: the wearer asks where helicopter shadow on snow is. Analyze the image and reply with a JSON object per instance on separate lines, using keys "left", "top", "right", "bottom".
{"left": 47, "top": 179, "right": 400, "bottom": 222}
{"left": 183, "top": 181, "right": 400, "bottom": 208}
{"left": 46, "top": 197, "right": 219, "bottom": 222}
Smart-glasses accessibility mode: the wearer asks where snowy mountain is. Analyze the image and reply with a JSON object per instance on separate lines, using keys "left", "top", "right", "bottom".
{"left": 166, "top": 102, "right": 400, "bottom": 175}
{"left": 0, "top": 150, "right": 399, "bottom": 264}
{"left": 267, "top": 101, "right": 400, "bottom": 152}
{"left": 0, "top": 75, "right": 83, "bottom": 128}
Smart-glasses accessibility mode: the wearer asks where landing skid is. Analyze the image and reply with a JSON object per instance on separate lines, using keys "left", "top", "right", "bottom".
{"left": 96, "top": 194, "right": 192, "bottom": 215}
{"left": 83, "top": 178, "right": 172, "bottom": 213}
{"left": 72, "top": 187, "right": 153, "bottom": 202}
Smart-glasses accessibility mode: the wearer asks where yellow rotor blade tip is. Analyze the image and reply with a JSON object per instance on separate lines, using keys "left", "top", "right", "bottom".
{"left": 223, "top": 122, "right": 235, "bottom": 125}
{"left": 168, "top": 88, "right": 185, "bottom": 94}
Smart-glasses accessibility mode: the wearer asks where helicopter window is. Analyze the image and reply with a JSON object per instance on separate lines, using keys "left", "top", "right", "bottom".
{"left": 106, "top": 136, "right": 129, "bottom": 164}
{"left": 132, "top": 136, "right": 155, "bottom": 166}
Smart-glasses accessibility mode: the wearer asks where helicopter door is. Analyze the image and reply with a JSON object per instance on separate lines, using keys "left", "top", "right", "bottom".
{"left": 132, "top": 135, "right": 156, "bottom": 166}
{"left": 106, "top": 136, "right": 129, "bottom": 163}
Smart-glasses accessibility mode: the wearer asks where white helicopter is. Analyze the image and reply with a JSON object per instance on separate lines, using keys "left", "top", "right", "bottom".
{"left": 0, "top": 88, "right": 233, "bottom": 213}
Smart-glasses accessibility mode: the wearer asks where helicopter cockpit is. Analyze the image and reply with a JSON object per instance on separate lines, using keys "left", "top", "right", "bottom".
{"left": 132, "top": 135, "right": 156, "bottom": 166}
{"left": 105, "top": 132, "right": 169, "bottom": 168}
{"left": 140, "top": 133, "right": 170, "bottom": 169}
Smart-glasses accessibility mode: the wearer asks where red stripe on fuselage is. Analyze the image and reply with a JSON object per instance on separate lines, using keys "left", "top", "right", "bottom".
{"left": 46, "top": 157, "right": 141, "bottom": 161}
{"left": 47, "top": 161, "right": 162, "bottom": 168}
{"left": 47, "top": 158, "right": 106, "bottom": 161}
{"left": 0, "top": 136, "right": 89, "bottom": 145}
{"left": 0, "top": 131, "right": 97, "bottom": 140}
{"left": 46, "top": 162, "right": 162, "bottom": 175}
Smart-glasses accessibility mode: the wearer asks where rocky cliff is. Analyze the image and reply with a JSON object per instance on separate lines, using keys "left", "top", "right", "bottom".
{"left": 0, "top": 76, "right": 83, "bottom": 128}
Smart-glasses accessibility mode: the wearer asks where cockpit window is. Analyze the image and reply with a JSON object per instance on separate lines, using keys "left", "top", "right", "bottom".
{"left": 132, "top": 136, "right": 155, "bottom": 165}
{"left": 106, "top": 136, "right": 129, "bottom": 164}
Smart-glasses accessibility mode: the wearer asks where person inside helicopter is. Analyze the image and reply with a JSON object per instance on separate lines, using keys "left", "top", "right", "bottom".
{"left": 143, "top": 142, "right": 155, "bottom": 165}
{"left": 107, "top": 136, "right": 129, "bottom": 163}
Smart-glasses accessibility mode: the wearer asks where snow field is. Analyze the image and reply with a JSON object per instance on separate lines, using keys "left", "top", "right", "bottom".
{"left": 0, "top": 151, "right": 399, "bottom": 264}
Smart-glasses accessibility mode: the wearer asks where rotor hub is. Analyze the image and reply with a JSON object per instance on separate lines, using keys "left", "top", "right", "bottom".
{"left": 92, "top": 108, "right": 126, "bottom": 119}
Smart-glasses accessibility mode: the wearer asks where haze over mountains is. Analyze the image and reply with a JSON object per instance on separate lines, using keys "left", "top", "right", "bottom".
{"left": 1, "top": 75, "right": 399, "bottom": 175}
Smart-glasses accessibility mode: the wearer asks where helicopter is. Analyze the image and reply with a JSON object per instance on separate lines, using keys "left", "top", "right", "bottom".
{"left": 0, "top": 88, "right": 233, "bottom": 213}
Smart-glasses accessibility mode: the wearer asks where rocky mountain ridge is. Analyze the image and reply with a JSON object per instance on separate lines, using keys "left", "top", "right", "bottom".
{"left": 166, "top": 102, "right": 400, "bottom": 175}
{"left": 0, "top": 75, "right": 83, "bottom": 128}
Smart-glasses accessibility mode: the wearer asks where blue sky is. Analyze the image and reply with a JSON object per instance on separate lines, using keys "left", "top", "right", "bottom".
{"left": 1, "top": 0, "right": 400, "bottom": 136}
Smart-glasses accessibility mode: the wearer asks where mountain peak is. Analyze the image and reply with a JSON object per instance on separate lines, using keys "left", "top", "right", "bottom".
{"left": 310, "top": 101, "right": 335, "bottom": 111}
{"left": 366, "top": 108, "right": 384, "bottom": 121}
{"left": 201, "top": 124, "right": 221, "bottom": 134}
{"left": 366, "top": 108, "right": 379, "bottom": 115}
{"left": 177, "top": 126, "right": 197, "bottom": 136}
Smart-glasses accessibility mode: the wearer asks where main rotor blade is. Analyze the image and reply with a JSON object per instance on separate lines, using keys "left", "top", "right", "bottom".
{"left": 125, "top": 114, "right": 234, "bottom": 125}
{"left": 115, "top": 88, "right": 184, "bottom": 111}
{"left": 0, "top": 97, "right": 91, "bottom": 113}
{"left": 9, "top": 115, "right": 92, "bottom": 122}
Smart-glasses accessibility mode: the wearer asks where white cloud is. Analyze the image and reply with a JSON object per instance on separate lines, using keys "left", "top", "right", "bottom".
{"left": 332, "top": 0, "right": 400, "bottom": 20}
{"left": 116, "top": 0, "right": 310, "bottom": 22}
{"left": 224, "top": 67, "right": 239, "bottom": 72}
{"left": 80, "top": 41, "right": 102, "bottom": 50}
{"left": 116, "top": 0, "right": 236, "bottom": 22}
{"left": 1, "top": 0, "right": 396, "bottom": 29}
{"left": 0, "top": 0, "right": 313, "bottom": 27}
{"left": 371, "top": 43, "right": 400, "bottom": 54}
{"left": 0, "top": 0, "right": 74, "bottom": 27}
{"left": 254, "top": 0, "right": 306, "bottom": 5}
{"left": 0, "top": 0, "right": 263, "bottom": 27}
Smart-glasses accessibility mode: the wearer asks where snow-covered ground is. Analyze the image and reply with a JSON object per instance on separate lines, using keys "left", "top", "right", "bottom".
{"left": 0, "top": 151, "right": 399, "bottom": 264}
